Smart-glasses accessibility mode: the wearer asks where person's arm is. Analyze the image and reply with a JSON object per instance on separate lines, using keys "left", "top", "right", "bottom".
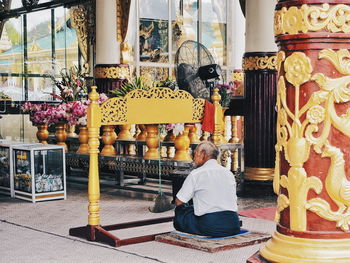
{"left": 176, "top": 173, "right": 196, "bottom": 206}
{"left": 175, "top": 197, "right": 185, "bottom": 206}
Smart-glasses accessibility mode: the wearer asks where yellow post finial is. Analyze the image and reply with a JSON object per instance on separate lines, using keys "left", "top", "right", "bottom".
{"left": 87, "top": 86, "right": 102, "bottom": 226}
{"left": 89, "top": 86, "right": 99, "bottom": 103}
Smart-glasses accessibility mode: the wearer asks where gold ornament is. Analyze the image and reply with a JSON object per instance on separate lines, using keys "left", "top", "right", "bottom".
{"left": 275, "top": 4, "right": 350, "bottom": 36}
{"left": 284, "top": 52, "right": 312, "bottom": 87}
{"left": 70, "top": 6, "right": 89, "bottom": 73}
{"left": 274, "top": 49, "right": 350, "bottom": 231}
{"left": 243, "top": 55, "right": 277, "bottom": 71}
{"left": 94, "top": 66, "right": 131, "bottom": 79}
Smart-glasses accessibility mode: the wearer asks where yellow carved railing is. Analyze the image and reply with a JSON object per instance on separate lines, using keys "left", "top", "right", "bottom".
{"left": 86, "top": 87, "right": 224, "bottom": 226}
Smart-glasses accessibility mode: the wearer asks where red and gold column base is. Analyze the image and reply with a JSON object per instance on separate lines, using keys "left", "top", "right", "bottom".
{"left": 244, "top": 167, "right": 274, "bottom": 181}
{"left": 260, "top": 231, "right": 350, "bottom": 263}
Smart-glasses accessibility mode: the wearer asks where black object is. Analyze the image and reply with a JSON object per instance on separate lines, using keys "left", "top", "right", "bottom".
{"left": 175, "top": 40, "right": 220, "bottom": 100}
{"left": 169, "top": 168, "right": 193, "bottom": 204}
{"left": 198, "top": 64, "right": 222, "bottom": 80}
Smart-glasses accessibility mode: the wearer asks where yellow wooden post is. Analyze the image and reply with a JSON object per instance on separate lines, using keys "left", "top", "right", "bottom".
{"left": 174, "top": 125, "right": 192, "bottom": 161}
{"left": 211, "top": 88, "right": 225, "bottom": 145}
{"left": 188, "top": 124, "right": 200, "bottom": 143}
{"left": 100, "top": 125, "right": 117, "bottom": 156}
{"left": 144, "top": 124, "right": 160, "bottom": 159}
{"left": 87, "top": 86, "right": 101, "bottom": 226}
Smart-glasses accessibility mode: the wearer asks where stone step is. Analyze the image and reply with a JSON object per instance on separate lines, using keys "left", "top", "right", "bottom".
{"left": 67, "top": 175, "right": 174, "bottom": 201}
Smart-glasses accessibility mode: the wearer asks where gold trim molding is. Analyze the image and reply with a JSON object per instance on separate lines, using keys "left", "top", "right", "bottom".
{"left": 243, "top": 56, "right": 277, "bottom": 71}
{"left": 94, "top": 66, "right": 131, "bottom": 79}
{"left": 260, "top": 232, "right": 350, "bottom": 263}
{"left": 275, "top": 4, "right": 350, "bottom": 36}
{"left": 244, "top": 167, "right": 274, "bottom": 181}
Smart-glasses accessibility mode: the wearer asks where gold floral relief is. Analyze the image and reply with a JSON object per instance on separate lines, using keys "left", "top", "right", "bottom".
{"left": 274, "top": 49, "right": 350, "bottom": 232}
{"left": 100, "top": 97, "right": 127, "bottom": 125}
{"left": 242, "top": 55, "right": 277, "bottom": 71}
{"left": 275, "top": 4, "right": 350, "bottom": 36}
{"left": 126, "top": 88, "right": 191, "bottom": 100}
{"left": 192, "top": 98, "right": 205, "bottom": 121}
{"left": 70, "top": 6, "right": 89, "bottom": 72}
{"left": 94, "top": 66, "right": 131, "bottom": 79}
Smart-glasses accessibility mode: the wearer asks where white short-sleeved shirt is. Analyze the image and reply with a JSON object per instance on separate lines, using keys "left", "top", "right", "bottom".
{"left": 176, "top": 159, "right": 238, "bottom": 216}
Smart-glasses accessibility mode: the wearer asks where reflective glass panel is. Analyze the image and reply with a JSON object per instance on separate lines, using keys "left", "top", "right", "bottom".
{"left": 172, "top": 0, "right": 198, "bottom": 61}
{"left": 27, "top": 9, "right": 51, "bottom": 74}
{"left": 140, "top": 66, "right": 169, "bottom": 82}
{"left": 54, "top": 7, "right": 78, "bottom": 73}
{"left": 201, "top": 0, "right": 227, "bottom": 66}
{"left": 139, "top": 0, "right": 169, "bottom": 63}
{"left": 11, "top": 0, "right": 22, "bottom": 9}
{"left": 0, "top": 17, "right": 23, "bottom": 74}
{"left": 27, "top": 76, "right": 53, "bottom": 101}
{"left": 0, "top": 76, "right": 24, "bottom": 100}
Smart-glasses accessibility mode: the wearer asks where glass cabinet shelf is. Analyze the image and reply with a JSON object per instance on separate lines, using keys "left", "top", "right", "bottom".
{"left": 0, "top": 141, "right": 39, "bottom": 197}
{"left": 12, "top": 144, "right": 66, "bottom": 203}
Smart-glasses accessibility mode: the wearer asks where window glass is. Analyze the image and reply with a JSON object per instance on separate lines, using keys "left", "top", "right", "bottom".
{"left": 38, "top": 0, "right": 52, "bottom": 4}
{"left": 11, "top": 0, "right": 22, "bottom": 9}
{"left": 54, "top": 7, "right": 78, "bottom": 72}
{"left": 0, "top": 17, "right": 23, "bottom": 74}
{"left": 11, "top": 0, "right": 52, "bottom": 9}
{"left": 27, "top": 9, "right": 52, "bottom": 75}
{"left": 140, "top": 66, "right": 169, "bottom": 82}
{"left": 0, "top": 76, "right": 24, "bottom": 100}
{"left": 27, "top": 76, "right": 53, "bottom": 101}
{"left": 201, "top": 0, "right": 227, "bottom": 66}
{"left": 0, "top": 7, "right": 80, "bottom": 102}
{"left": 139, "top": 0, "right": 169, "bottom": 63}
{"left": 172, "top": 0, "right": 198, "bottom": 61}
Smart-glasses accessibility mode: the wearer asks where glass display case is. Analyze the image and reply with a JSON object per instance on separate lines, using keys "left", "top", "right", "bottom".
{"left": 12, "top": 144, "right": 66, "bottom": 202}
{"left": 0, "top": 141, "right": 39, "bottom": 197}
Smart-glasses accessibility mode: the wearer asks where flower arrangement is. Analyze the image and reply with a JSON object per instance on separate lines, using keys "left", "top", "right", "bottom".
{"left": 22, "top": 101, "right": 88, "bottom": 126}
{"left": 50, "top": 66, "right": 87, "bottom": 102}
{"left": 22, "top": 102, "right": 53, "bottom": 126}
{"left": 216, "top": 83, "right": 235, "bottom": 108}
{"left": 75, "top": 93, "right": 109, "bottom": 126}
{"left": 49, "top": 102, "right": 87, "bottom": 126}
{"left": 164, "top": 123, "right": 185, "bottom": 136}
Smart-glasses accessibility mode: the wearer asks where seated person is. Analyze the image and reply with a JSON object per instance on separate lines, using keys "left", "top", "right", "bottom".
{"left": 173, "top": 141, "right": 240, "bottom": 237}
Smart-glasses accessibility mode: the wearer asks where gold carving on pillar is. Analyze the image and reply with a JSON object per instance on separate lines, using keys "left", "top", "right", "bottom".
{"left": 242, "top": 56, "right": 277, "bottom": 71}
{"left": 304, "top": 49, "right": 350, "bottom": 231}
{"left": 94, "top": 66, "right": 131, "bottom": 79}
{"left": 273, "top": 51, "right": 286, "bottom": 195}
{"left": 275, "top": 4, "right": 350, "bottom": 36}
{"left": 274, "top": 52, "right": 323, "bottom": 231}
{"left": 70, "top": 6, "right": 89, "bottom": 73}
{"left": 275, "top": 49, "right": 350, "bottom": 231}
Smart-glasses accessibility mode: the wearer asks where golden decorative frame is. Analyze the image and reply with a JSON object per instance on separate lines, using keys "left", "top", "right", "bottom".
{"left": 275, "top": 4, "right": 350, "bottom": 36}
{"left": 94, "top": 66, "right": 131, "bottom": 79}
{"left": 243, "top": 55, "right": 277, "bottom": 71}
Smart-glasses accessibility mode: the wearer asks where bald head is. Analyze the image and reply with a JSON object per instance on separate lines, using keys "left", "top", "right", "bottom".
{"left": 195, "top": 141, "right": 220, "bottom": 160}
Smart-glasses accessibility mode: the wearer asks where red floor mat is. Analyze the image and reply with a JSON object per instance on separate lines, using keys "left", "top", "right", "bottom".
{"left": 238, "top": 207, "right": 276, "bottom": 221}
